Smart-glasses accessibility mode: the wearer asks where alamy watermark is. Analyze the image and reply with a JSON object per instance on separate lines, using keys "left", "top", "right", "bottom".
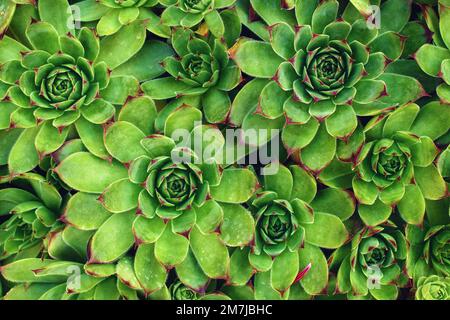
{"left": 366, "top": 5, "right": 381, "bottom": 30}
{"left": 171, "top": 122, "right": 281, "bottom": 175}
{"left": 366, "top": 265, "right": 383, "bottom": 290}
{"left": 66, "top": 265, "right": 81, "bottom": 291}
{"left": 67, "top": 5, "right": 81, "bottom": 30}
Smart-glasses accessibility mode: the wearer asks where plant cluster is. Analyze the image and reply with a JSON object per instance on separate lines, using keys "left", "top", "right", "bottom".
{"left": 0, "top": 0, "right": 448, "bottom": 300}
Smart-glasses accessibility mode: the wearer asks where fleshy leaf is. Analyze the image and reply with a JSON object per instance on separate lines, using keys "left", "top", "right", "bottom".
{"left": 63, "top": 192, "right": 111, "bottom": 230}
{"left": 303, "top": 212, "right": 348, "bottom": 249}
{"left": 210, "top": 168, "right": 258, "bottom": 203}
{"left": 89, "top": 211, "right": 135, "bottom": 264}
{"left": 220, "top": 204, "right": 254, "bottom": 247}
{"left": 298, "top": 243, "right": 329, "bottom": 295}
{"left": 55, "top": 152, "right": 128, "bottom": 193}
{"left": 189, "top": 226, "right": 229, "bottom": 279}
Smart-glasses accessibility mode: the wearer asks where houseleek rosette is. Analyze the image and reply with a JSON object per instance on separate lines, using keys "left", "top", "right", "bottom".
{"left": 144, "top": 152, "right": 207, "bottom": 213}
{"left": 230, "top": 0, "right": 424, "bottom": 174}
{"left": 168, "top": 280, "right": 231, "bottom": 300}
{"left": 0, "top": 0, "right": 449, "bottom": 302}
{"left": 330, "top": 225, "right": 408, "bottom": 300}
{"left": 415, "top": 275, "right": 450, "bottom": 300}
{"left": 415, "top": 0, "right": 450, "bottom": 102}
{"left": 142, "top": 28, "right": 241, "bottom": 123}
{"left": 170, "top": 281, "right": 199, "bottom": 300}
{"left": 0, "top": 19, "right": 109, "bottom": 177}
{"left": 352, "top": 102, "right": 450, "bottom": 226}
{"left": 254, "top": 200, "right": 299, "bottom": 257}
{"left": 0, "top": 23, "right": 110, "bottom": 131}
{"left": 225, "top": 163, "right": 351, "bottom": 299}
{"left": 160, "top": 0, "right": 237, "bottom": 37}
{"left": 0, "top": 0, "right": 168, "bottom": 176}
{"left": 0, "top": 173, "right": 63, "bottom": 263}
{"left": 70, "top": 0, "right": 170, "bottom": 37}
{"left": 407, "top": 223, "right": 450, "bottom": 281}
{"left": 53, "top": 113, "right": 259, "bottom": 295}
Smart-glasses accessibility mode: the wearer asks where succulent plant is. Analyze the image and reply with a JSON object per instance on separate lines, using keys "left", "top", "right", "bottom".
{"left": 406, "top": 223, "right": 450, "bottom": 281}
{"left": 253, "top": 198, "right": 300, "bottom": 257}
{"left": 330, "top": 224, "right": 408, "bottom": 300}
{"left": 168, "top": 280, "right": 230, "bottom": 299}
{"left": 229, "top": 0, "right": 425, "bottom": 174}
{"left": 170, "top": 280, "right": 199, "bottom": 300}
{"left": 0, "top": 258, "right": 81, "bottom": 300}
{"left": 353, "top": 101, "right": 450, "bottom": 226}
{"left": 142, "top": 28, "right": 241, "bottom": 123}
{"left": 0, "top": 173, "right": 63, "bottom": 263}
{"left": 415, "top": 275, "right": 450, "bottom": 300}
{"left": 0, "top": 0, "right": 449, "bottom": 302}
{"left": 225, "top": 163, "right": 352, "bottom": 299}
{"left": 70, "top": 0, "right": 171, "bottom": 37}
{"left": 0, "top": 21, "right": 106, "bottom": 116}
{"left": 415, "top": 0, "right": 450, "bottom": 103}
{"left": 2, "top": 217, "right": 181, "bottom": 300}
{"left": 51, "top": 110, "right": 261, "bottom": 295}
{"left": 0, "top": 256, "right": 162, "bottom": 300}
{"left": 0, "top": 0, "right": 172, "bottom": 176}
{"left": 160, "top": 0, "right": 237, "bottom": 38}
{"left": 0, "top": 23, "right": 111, "bottom": 152}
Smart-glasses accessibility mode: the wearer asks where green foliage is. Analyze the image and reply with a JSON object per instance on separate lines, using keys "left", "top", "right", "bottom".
{"left": 0, "top": 0, "right": 448, "bottom": 301}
